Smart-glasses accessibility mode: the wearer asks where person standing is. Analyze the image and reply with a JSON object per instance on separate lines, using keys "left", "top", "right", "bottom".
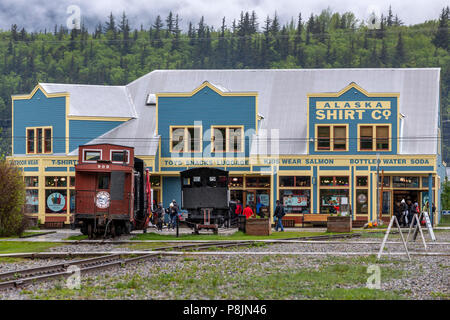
{"left": 154, "top": 203, "right": 164, "bottom": 231}
{"left": 243, "top": 204, "right": 254, "bottom": 219}
{"left": 235, "top": 200, "right": 243, "bottom": 216}
{"left": 274, "top": 200, "right": 285, "bottom": 232}
{"left": 170, "top": 200, "right": 179, "bottom": 230}
{"left": 400, "top": 199, "right": 408, "bottom": 227}
{"left": 394, "top": 201, "right": 402, "bottom": 223}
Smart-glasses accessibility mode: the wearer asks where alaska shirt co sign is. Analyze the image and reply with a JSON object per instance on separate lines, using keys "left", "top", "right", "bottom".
{"left": 308, "top": 83, "right": 399, "bottom": 155}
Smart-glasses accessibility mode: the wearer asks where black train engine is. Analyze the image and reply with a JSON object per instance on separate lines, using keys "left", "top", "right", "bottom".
{"left": 180, "top": 167, "right": 232, "bottom": 228}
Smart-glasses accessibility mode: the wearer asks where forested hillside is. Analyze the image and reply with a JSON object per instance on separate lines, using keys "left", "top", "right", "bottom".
{"left": 0, "top": 7, "right": 448, "bottom": 161}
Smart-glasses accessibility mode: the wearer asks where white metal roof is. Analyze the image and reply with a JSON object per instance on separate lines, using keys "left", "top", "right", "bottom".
{"left": 49, "top": 68, "right": 441, "bottom": 156}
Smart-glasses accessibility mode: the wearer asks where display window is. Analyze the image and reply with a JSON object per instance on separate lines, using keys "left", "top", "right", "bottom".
{"left": 25, "top": 189, "right": 39, "bottom": 213}
{"left": 280, "top": 189, "right": 310, "bottom": 214}
{"left": 319, "top": 189, "right": 349, "bottom": 214}
{"left": 45, "top": 189, "right": 67, "bottom": 213}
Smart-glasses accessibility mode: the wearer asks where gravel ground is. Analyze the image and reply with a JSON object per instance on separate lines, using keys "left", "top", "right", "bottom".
{"left": 0, "top": 232, "right": 448, "bottom": 300}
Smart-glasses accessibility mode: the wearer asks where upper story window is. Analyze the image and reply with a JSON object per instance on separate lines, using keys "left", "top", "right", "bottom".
{"left": 211, "top": 126, "right": 244, "bottom": 153}
{"left": 26, "top": 127, "right": 52, "bottom": 154}
{"left": 111, "top": 150, "right": 129, "bottom": 163}
{"left": 170, "top": 126, "right": 202, "bottom": 153}
{"left": 315, "top": 125, "right": 347, "bottom": 151}
{"left": 359, "top": 125, "right": 390, "bottom": 151}
{"left": 83, "top": 150, "right": 102, "bottom": 162}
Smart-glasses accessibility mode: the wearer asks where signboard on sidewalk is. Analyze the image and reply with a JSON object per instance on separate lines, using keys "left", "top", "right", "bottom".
{"left": 423, "top": 211, "right": 436, "bottom": 241}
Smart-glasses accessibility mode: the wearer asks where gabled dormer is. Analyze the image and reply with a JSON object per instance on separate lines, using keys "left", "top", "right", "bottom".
{"left": 156, "top": 81, "right": 258, "bottom": 163}
{"left": 307, "top": 82, "right": 399, "bottom": 155}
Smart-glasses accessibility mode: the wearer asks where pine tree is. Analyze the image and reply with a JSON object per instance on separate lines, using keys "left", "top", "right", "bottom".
{"left": 393, "top": 32, "right": 405, "bottom": 67}
{"left": 152, "top": 15, "right": 164, "bottom": 48}
{"left": 119, "top": 12, "right": 130, "bottom": 54}
{"left": 171, "top": 14, "right": 181, "bottom": 52}
{"left": 380, "top": 39, "right": 388, "bottom": 66}
{"left": 387, "top": 6, "right": 394, "bottom": 27}
{"left": 166, "top": 11, "right": 174, "bottom": 37}
{"left": 433, "top": 7, "right": 449, "bottom": 51}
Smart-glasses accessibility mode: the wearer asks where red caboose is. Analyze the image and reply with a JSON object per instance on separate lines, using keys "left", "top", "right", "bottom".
{"left": 74, "top": 144, "right": 150, "bottom": 238}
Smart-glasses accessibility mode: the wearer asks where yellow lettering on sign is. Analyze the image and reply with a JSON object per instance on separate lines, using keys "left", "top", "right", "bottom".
{"left": 316, "top": 101, "right": 391, "bottom": 109}
{"left": 315, "top": 110, "right": 325, "bottom": 120}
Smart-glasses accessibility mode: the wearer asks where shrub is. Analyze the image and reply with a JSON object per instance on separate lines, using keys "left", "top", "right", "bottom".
{"left": 0, "top": 159, "right": 27, "bottom": 236}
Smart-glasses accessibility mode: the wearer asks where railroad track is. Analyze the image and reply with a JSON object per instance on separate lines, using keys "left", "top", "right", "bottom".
{"left": 0, "top": 233, "right": 364, "bottom": 290}
{"left": 0, "top": 239, "right": 258, "bottom": 290}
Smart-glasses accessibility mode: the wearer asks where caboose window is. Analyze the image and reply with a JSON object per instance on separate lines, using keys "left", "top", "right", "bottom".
{"left": 183, "top": 178, "right": 191, "bottom": 186}
{"left": 111, "top": 151, "right": 129, "bottom": 163}
{"left": 193, "top": 176, "right": 202, "bottom": 187}
{"left": 98, "top": 174, "right": 110, "bottom": 190}
{"left": 84, "top": 150, "right": 101, "bottom": 162}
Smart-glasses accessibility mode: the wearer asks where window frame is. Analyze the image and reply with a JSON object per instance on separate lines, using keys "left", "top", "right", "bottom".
{"left": 169, "top": 125, "right": 203, "bottom": 153}
{"left": 26, "top": 126, "right": 53, "bottom": 154}
{"left": 357, "top": 124, "right": 392, "bottom": 152}
{"left": 82, "top": 149, "right": 103, "bottom": 163}
{"left": 110, "top": 149, "right": 130, "bottom": 164}
{"left": 314, "top": 124, "right": 349, "bottom": 152}
{"left": 211, "top": 125, "right": 245, "bottom": 153}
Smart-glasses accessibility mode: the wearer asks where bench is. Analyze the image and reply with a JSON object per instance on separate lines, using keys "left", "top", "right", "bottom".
{"left": 302, "top": 214, "right": 329, "bottom": 226}
{"left": 282, "top": 219, "right": 296, "bottom": 227}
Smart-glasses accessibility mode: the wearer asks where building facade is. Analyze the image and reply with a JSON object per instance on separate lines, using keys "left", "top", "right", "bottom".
{"left": 8, "top": 69, "right": 446, "bottom": 226}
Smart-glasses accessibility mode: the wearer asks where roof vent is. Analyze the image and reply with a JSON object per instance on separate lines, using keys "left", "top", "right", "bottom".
{"left": 146, "top": 94, "right": 156, "bottom": 105}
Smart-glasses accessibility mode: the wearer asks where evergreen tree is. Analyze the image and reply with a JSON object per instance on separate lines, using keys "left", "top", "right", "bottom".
{"left": 393, "top": 32, "right": 405, "bottom": 67}
{"left": 152, "top": 15, "right": 164, "bottom": 48}
{"left": 433, "top": 7, "right": 449, "bottom": 51}
{"left": 387, "top": 6, "right": 394, "bottom": 27}
{"left": 166, "top": 11, "right": 174, "bottom": 37}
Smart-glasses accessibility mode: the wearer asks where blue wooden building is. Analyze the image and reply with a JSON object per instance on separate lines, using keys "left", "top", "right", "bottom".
{"left": 8, "top": 69, "right": 446, "bottom": 227}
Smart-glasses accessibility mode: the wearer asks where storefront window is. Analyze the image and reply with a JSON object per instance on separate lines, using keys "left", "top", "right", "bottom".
{"left": 256, "top": 190, "right": 270, "bottom": 216}
{"left": 295, "top": 176, "right": 310, "bottom": 187}
{"left": 393, "top": 176, "right": 419, "bottom": 188}
{"left": 280, "top": 176, "right": 294, "bottom": 187}
{"left": 246, "top": 177, "right": 258, "bottom": 188}
{"left": 245, "top": 176, "right": 270, "bottom": 188}
{"left": 69, "top": 190, "right": 76, "bottom": 213}
{"left": 229, "top": 176, "right": 243, "bottom": 188}
{"left": 356, "top": 176, "right": 368, "bottom": 187}
{"left": 320, "top": 176, "right": 334, "bottom": 186}
{"left": 378, "top": 176, "right": 390, "bottom": 187}
{"left": 320, "top": 189, "right": 349, "bottom": 214}
{"left": 25, "top": 176, "right": 39, "bottom": 187}
{"left": 320, "top": 176, "right": 348, "bottom": 187}
{"left": 382, "top": 191, "right": 391, "bottom": 214}
{"left": 25, "top": 189, "right": 39, "bottom": 213}
{"left": 45, "top": 189, "right": 67, "bottom": 213}
{"left": 150, "top": 176, "right": 161, "bottom": 187}
{"left": 280, "top": 189, "right": 310, "bottom": 214}
{"left": 422, "top": 177, "right": 435, "bottom": 188}
{"left": 45, "top": 176, "right": 67, "bottom": 187}
{"left": 70, "top": 176, "right": 76, "bottom": 187}
{"left": 335, "top": 176, "right": 349, "bottom": 186}
{"left": 356, "top": 189, "right": 368, "bottom": 215}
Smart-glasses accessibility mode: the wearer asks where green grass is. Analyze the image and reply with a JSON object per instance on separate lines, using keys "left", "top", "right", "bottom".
{"left": 131, "top": 230, "right": 354, "bottom": 241}
{"left": 27, "top": 253, "right": 407, "bottom": 300}
{"left": 65, "top": 235, "right": 88, "bottom": 240}
{"left": 0, "top": 241, "right": 62, "bottom": 254}
{"left": 438, "top": 215, "right": 450, "bottom": 226}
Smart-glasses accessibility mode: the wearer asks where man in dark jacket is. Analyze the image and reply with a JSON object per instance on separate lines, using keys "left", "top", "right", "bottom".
{"left": 170, "top": 200, "right": 179, "bottom": 230}
{"left": 274, "top": 200, "right": 285, "bottom": 232}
